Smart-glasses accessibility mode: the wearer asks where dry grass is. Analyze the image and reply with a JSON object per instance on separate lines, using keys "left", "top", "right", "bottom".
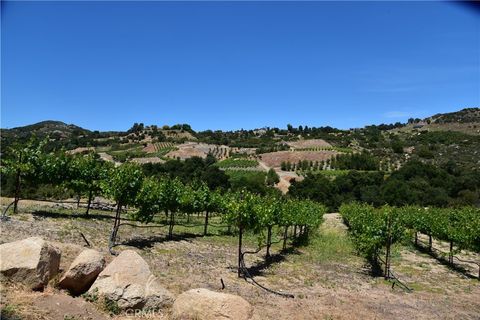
{"left": 1, "top": 203, "right": 480, "bottom": 320}
{"left": 1, "top": 284, "right": 56, "bottom": 320}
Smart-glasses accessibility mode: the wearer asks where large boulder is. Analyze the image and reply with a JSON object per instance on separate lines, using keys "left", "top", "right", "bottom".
{"left": 0, "top": 237, "right": 61, "bottom": 290}
{"left": 58, "top": 249, "right": 105, "bottom": 295}
{"left": 88, "top": 250, "right": 173, "bottom": 310}
{"left": 172, "top": 288, "right": 254, "bottom": 320}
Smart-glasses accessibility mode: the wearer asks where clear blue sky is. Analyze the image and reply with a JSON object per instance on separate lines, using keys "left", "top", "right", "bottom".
{"left": 2, "top": 1, "right": 479, "bottom": 131}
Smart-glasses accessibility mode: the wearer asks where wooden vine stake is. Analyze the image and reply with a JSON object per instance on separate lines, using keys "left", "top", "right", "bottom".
{"left": 238, "top": 225, "right": 243, "bottom": 278}
{"left": 384, "top": 211, "right": 392, "bottom": 280}
{"left": 449, "top": 241, "right": 454, "bottom": 265}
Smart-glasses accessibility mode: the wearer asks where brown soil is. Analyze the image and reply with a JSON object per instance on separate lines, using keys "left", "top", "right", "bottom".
{"left": 285, "top": 139, "right": 332, "bottom": 149}
{"left": 142, "top": 143, "right": 157, "bottom": 153}
{"left": 165, "top": 142, "right": 214, "bottom": 160}
{"left": 260, "top": 151, "right": 338, "bottom": 168}
{"left": 33, "top": 294, "right": 109, "bottom": 320}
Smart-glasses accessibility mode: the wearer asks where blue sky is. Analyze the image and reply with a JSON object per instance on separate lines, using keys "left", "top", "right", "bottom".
{"left": 1, "top": 1, "right": 479, "bottom": 131}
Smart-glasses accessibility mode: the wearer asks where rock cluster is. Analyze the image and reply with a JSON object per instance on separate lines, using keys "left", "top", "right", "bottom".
{"left": 1, "top": 237, "right": 255, "bottom": 318}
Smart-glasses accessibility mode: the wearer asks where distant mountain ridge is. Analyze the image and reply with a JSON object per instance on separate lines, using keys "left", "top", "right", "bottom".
{"left": 429, "top": 108, "right": 480, "bottom": 124}
{"left": 2, "top": 120, "right": 91, "bottom": 139}
{"left": 394, "top": 108, "right": 480, "bottom": 136}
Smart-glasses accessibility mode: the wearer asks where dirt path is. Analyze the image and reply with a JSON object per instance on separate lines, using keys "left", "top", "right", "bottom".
{"left": 258, "top": 160, "right": 300, "bottom": 194}
{"left": 322, "top": 212, "right": 347, "bottom": 231}
{"left": 98, "top": 152, "right": 121, "bottom": 166}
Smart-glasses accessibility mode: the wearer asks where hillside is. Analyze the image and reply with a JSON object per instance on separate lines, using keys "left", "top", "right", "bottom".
{"left": 1, "top": 120, "right": 90, "bottom": 141}
{"left": 1, "top": 107, "right": 479, "bottom": 172}
{"left": 430, "top": 107, "right": 480, "bottom": 124}
{"left": 394, "top": 108, "right": 480, "bottom": 135}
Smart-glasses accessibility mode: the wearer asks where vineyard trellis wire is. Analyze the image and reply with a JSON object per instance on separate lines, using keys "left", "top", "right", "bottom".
{"left": 414, "top": 233, "right": 480, "bottom": 280}
{"left": 341, "top": 203, "right": 480, "bottom": 288}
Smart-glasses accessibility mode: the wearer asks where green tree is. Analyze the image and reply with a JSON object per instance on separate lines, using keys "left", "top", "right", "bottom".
{"left": 224, "top": 191, "right": 259, "bottom": 277}
{"left": 255, "top": 195, "right": 282, "bottom": 258}
{"left": 102, "top": 163, "right": 144, "bottom": 252}
{"left": 134, "top": 177, "right": 161, "bottom": 223}
{"left": 390, "top": 139, "right": 404, "bottom": 154}
{"left": 158, "top": 178, "right": 185, "bottom": 239}
{"left": 340, "top": 203, "right": 406, "bottom": 278}
{"left": 1, "top": 138, "right": 47, "bottom": 214}
{"left": 67, "top": 154, "right": 112, "bottom": 214}
{"left": 266, "top": 168, "right": 280, "bottom": 186}
{"left": 192, "top": 182, "right": 222, "bottom": 236}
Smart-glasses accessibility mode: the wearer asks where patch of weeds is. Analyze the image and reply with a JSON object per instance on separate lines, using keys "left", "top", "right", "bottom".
{"left": 408, "top": 282, "right": 445, "bottom": 294}
{"left": 1, "top": 304, "right": 21, "bottom": 320}
{"left": 415, "top": 261, "right": 431, "bottom": 271}
{"left": 81, "top": 288, "right": 99, "bottom": 303}
{"left": 17, "top": 215, "right": 29, "bottom": 221}
{"left": 302, "top": 228, "right": 357, "bottom": 264}
{"left": 103, "top": 297, "right": 120, "bottom": 315}
{"left": 372, "top": 278, "right": 391, "bottom": 288}
{"left": 154, "top": 248, "right": 175, "bottom": 255}
{"left": 82, "top": 288, "right": 120, "bottom": 315}
{"left": 389, "top": 244, "right": 402, "bottom": 261}
{"left": 303, "top": 278, "right": 314, "bottom": 287}
{"left": 64, "top": 315, "right": 78, "bottom": 320}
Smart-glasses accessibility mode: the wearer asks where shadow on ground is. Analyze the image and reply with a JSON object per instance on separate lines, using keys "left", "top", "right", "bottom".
{"left": 119, "top": 232, "right": 203, "bottom": 249}
{"left": 244, "top": 247, "right": 302, "bottom": 277}
{"left": 414, "top": 242, "right": 479, "bottom": 280}
{"left": 31, "top": 210, "right": 135, "bottom": 222}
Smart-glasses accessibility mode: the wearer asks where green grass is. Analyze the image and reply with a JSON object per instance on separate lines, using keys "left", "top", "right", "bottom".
{"left": 313, "top": 170, "right": 351, "bottom": 177}
{"left": 217, "top": 158, "right": 259, "bottom": 168}
{"left": 407, "top": 282, "right": 445, "bottom": 294}
{"left": 302, "top": 227, "right": 357, "bottom": 264}
{"left": 225, "top": 170, "right": 266, "bottom": 179}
